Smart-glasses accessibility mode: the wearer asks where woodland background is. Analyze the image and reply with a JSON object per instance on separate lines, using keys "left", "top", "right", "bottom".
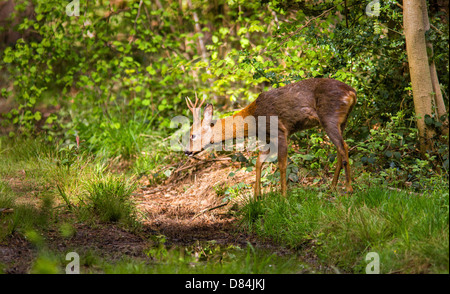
{"left": 0, "top": 0, "right": 448, "bottom": 274}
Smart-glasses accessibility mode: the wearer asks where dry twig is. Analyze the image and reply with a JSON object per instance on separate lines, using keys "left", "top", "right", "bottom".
{"left": 192, "top": 201, "right": 230, "bottom": 220}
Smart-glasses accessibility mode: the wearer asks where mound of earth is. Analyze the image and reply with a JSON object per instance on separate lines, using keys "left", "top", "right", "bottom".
{"left": 134, "top": 154, "right": 257, "bottom": 246}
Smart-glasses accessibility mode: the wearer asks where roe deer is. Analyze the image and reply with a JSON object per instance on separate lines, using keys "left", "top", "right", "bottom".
{"left": 184, "top": 78, "right": 356, "bottom": 198}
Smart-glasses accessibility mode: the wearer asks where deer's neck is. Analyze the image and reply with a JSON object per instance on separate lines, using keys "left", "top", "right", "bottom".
{"left": 212, "top": 101, "right": 257, "bottom": 143}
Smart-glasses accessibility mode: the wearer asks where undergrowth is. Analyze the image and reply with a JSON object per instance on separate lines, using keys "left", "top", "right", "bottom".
{"left": 25, "top": 240, "right": 310, "bottom": 274}
{"left": 0, "top": 137, "right": 140, "bottom": 243}
{"left": 240, "top": 185, "right": 449, "bottom": 274}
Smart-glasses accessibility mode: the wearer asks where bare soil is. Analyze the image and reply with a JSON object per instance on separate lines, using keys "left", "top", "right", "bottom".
{"left": 134, "top": 156, "right": 256, "bottom": 245}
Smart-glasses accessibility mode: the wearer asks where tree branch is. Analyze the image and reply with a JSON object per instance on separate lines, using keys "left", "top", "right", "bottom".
{"left": 260, "top": 4, "right": 337, "bottom": 55}
{"left": 129, "top": 0, "right": 143, "bottom": 44}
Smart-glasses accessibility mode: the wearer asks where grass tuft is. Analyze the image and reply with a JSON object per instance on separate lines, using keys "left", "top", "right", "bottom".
{"left": 84, "top": 173, "right": 138, "bottom": 226}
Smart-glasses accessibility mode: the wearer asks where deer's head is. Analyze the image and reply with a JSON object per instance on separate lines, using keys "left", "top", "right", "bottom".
{"left": 184, "top": 95, "right": 214, "bottom": 156}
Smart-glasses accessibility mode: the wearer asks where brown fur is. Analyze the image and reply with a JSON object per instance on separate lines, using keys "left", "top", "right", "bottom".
{"left": 186, "top": 78, "right": 357, "bottom": 197}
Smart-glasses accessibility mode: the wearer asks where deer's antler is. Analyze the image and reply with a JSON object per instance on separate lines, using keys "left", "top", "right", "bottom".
{"left": 185, "top": 92, "right": 205, "bottom": 122}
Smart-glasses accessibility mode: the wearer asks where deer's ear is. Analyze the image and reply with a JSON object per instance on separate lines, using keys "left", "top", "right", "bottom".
{"left": 203, "top": 104, "right": 213, "bottom": 125}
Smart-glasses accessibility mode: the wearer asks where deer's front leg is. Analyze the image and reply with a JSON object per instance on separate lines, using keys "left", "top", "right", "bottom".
{"left": 254, "top": 152, "right": 264, "bottom": 200}
{"left": 277, "top": 130, "right": 288, "bottom": 197}
{"left": 254, "top": 148, "right": 270, "bottom": 199}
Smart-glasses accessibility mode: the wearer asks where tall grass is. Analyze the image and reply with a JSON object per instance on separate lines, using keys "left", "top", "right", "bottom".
{"left": 241, "top": 185, "right": 449, "bottom": 273}
{"left": 74, "top": 109, "right": 164, "bottom": 160}
{"left": 0, "top": 138, "right": 56, "bottom": 239}
{"left": 0, "top": 136, "right": 140, "bottom": 241}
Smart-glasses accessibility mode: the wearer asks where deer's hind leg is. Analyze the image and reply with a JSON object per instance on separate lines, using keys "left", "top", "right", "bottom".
{"left": 322, "top": 122, "right": 353, "bottom": 193}
{"left": 331, "top": 151, "right": 343, "bottom": 189}
{"left": 317, "top": 89, "right": 356, "bottom": 193}
{"left": 277, "top": 130, "right": 288, "bottom": 197}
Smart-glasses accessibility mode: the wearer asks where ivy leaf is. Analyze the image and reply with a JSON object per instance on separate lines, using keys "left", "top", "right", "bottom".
{"left": 288, "top": 173, "right": 299, "bottom": 182}
{"left": 300, "top": 154, "right": 315, "bottom": 161}
{"left": 424, "top": 115, "right": 434, "bottom": 126}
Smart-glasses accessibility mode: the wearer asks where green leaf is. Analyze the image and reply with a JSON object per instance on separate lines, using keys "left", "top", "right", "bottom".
{"left": 288, "top": 173, "right": 299, "bottom": 182}
{"left": 240, "top": 38, "right": 250, "bottom": 48}
{"left": 45, "top": 116, "right": 54, "bottom": 124}
{"left": 424, "top": 115, "right": 434, "bottom": 126}
{"left": 146, "top": 65, "right": 156, "bottom": 75}
{"left": 300, "top": 154, "right": 315, "bottom": 161}
{"left": 3, "top": 54, "right": 13, "bottom": 63}
{"left": 34, "top": 111, "right": 42, "bottom": 121}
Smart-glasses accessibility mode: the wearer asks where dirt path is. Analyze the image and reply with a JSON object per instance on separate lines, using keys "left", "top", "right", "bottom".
{"left": 133, "top": 157, "right": 258, "bottom": 246}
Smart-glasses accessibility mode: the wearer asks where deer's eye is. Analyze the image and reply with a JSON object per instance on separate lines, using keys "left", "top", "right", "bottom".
{"left": 191, "top": 134, "right": 198, "bottom": 140}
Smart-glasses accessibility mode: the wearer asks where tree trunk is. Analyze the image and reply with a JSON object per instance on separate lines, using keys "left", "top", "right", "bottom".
{"left": 403, "top": 0, "right": 436, "bottom": 153}
{"left": 420, "top": 0, "right": 449, "bottom": 136}
{"left": 186, "top": 0, "right": 208, "bottom": 62}
{"left": 186, "top": 0, "right": 217, "bottom": 101}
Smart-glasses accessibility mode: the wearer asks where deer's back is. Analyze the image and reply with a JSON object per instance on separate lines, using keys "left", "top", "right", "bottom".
{"left": 253, "top": 78, "right": 356, "bottom": 135}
